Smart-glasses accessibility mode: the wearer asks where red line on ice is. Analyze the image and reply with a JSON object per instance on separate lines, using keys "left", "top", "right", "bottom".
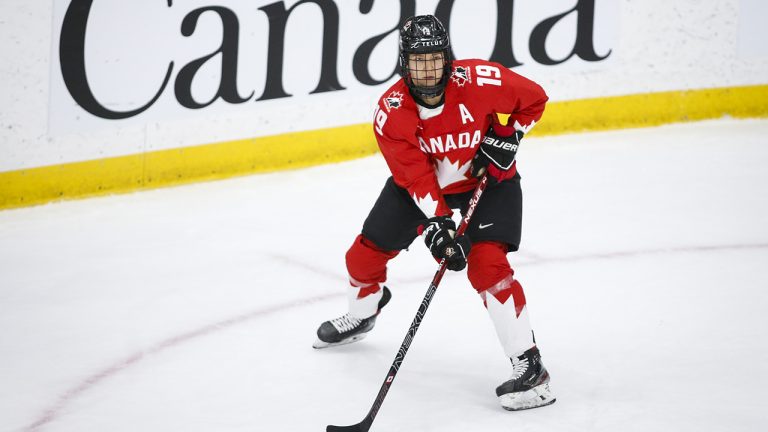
{"left": 519, "top": 243, "right": 768, "bottom": 267}
{"left": 22, "top": 243, "right": 768, "bottom": 430}
{"left": 22, "top": 292, "right": 341, "bottom": 432}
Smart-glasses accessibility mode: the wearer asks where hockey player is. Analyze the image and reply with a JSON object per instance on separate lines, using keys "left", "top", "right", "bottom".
{"left": 314, "top": 15, "right": 555, "bottom": 411}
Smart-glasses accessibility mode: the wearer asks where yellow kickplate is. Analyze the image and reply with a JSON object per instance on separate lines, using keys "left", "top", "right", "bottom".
{"left": 2, "top": 85, "right": 767, "bottom": 210}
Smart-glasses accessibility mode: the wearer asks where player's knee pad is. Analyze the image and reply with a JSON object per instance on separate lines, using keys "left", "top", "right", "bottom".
{"left": 345, "top": 234, "right": 399, "bottom": 292}
{"left": 467, "top": 241, "right": 513, "bottom": 294}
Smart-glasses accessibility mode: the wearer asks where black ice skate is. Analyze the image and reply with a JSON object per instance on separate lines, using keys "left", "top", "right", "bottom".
{"left": 495, "top": 346, "right": 556, "bottom": 411}
{"left": 312, "top": 286, "right": 392, "bottom": 349}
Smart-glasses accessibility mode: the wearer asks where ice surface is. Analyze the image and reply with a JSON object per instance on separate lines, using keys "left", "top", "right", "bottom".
{"left": 1, "top": 119, "right": 767, "bottom": 432}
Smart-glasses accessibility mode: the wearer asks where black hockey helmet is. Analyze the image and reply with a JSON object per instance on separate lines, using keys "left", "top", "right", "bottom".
{"left": 399, "top": 15, "right": 452, "bottom": 99}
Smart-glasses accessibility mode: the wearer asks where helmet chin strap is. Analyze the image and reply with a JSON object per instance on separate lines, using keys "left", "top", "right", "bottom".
{"left": 410, "top": 82, "right": 442, "bottom": 99}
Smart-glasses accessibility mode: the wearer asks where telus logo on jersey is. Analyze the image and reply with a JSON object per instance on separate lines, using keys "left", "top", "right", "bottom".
{"left": 55, "top": 0, "right": 612, "bottom": 124}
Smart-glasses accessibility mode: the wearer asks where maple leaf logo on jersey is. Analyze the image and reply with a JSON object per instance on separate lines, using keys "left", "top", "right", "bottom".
{"left": 451, "top": 66, "right": 471, "bottom": 87}
{"left": 384, "top": 91, "right": 404, "bottom": 112}
{"left": 412, "top": 192, "right": 438, "bottom": 218}
{"left": 434, "top": 156, "right": 472, "bottom": 189}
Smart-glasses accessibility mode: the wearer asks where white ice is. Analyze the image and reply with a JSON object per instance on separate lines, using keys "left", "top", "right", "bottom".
{"left": 1, "top": 119, "right": 768, "bottom": 432}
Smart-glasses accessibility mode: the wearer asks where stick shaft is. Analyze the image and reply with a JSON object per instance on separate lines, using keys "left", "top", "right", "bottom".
{"left": 358, "top": 175, "right": 489, "bottom": 430}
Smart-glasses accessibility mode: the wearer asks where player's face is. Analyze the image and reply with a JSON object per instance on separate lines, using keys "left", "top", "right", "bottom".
{"left": 407, "top": 52, "right": 445, "bottom": 89}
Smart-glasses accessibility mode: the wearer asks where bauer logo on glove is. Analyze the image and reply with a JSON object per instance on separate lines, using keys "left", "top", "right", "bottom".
{"left": 482, "top": 135, "right": 519, "bottom": 167}
{"left": 471, "top": 125, "right": 524, "bottom": 181}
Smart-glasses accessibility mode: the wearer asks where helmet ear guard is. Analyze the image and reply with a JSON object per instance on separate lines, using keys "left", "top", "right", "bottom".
{"left": 399, "top": 15, "right": 452, "bottom": 100}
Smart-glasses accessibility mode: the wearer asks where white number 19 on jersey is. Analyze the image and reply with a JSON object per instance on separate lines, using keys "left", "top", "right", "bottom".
{"left": 475, "top": 65, "right": 502, "bottom": 87}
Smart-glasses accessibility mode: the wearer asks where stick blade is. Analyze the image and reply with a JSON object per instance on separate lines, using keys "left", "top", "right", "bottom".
{"left": 326, "top": 423, "right": 366, "bottom": 432}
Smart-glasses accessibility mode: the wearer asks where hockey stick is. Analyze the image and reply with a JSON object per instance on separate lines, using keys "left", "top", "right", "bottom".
{"left": 327, "top": 174, "right": 489, "bottom": 432}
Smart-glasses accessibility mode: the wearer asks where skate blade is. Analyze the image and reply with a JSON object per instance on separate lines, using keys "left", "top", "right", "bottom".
{"left": 499, "top": 383, "right": 556, "bottom": 411}
{"left": 312, "top": 333, "right": 367, "bottom": 349}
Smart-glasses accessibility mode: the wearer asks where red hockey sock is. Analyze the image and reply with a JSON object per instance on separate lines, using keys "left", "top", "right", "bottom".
{"left": 467, "top": 241, "right": 527, "bottom": 314}
{"left": 468, "top": 241, "right": 534, "bottom": 357}
{"left": 345, "top": 234, "right": 399, "bottom": 298}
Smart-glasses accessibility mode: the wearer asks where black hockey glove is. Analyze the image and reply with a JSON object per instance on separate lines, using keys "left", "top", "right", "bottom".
{"left": 470, "top": 125, "right": 523, "bottom": 181}
{"left": 420, "top": 216, "right": 471, "bottom": 271}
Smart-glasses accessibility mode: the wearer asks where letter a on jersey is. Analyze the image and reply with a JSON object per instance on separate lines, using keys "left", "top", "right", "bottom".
{"left": 459, "top": 103, "right": 474, "bottom": 125}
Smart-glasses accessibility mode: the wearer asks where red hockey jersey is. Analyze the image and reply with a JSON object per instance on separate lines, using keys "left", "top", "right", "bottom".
{"left": 372, "top": 58, "right": 548, "bottom": 218}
